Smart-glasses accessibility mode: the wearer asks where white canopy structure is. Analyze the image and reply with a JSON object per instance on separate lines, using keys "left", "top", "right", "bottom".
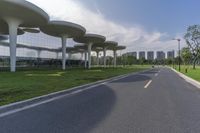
{"left": 0, "top": 0, "right": 49, "bottom": 72}
{"left": 107, "top": 45, "right": 126, "bottom": 67}
{"left": 40, "top": 21, "right": 86, "bottom": 70}
{"left": 97, "top": 41, "right": 118, "bottom": 67}
{"left": 74, "top": 34, "right": 106, "bottom": 69}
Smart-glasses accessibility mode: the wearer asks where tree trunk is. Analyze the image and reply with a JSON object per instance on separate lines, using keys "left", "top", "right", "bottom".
{"left": 193, "top": 58, "right": 197, "bottom": 69}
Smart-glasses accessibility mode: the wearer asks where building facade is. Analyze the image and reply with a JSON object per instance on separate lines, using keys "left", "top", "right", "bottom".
{"left": 139, "top": 51, "right": 145, "bottom": 59}
{"left": 156, "top": 51, "right": 166, "bottom": 60}
{"left": 167, "top": 51, "right": 175, "bottom": 59}
{"left": 147, "top": 51, "right": 154, "bottom": 60}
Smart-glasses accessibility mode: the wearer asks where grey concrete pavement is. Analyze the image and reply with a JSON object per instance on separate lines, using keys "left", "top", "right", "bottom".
{"left": 0, "top": 68, "right": 200, "bottom": 133}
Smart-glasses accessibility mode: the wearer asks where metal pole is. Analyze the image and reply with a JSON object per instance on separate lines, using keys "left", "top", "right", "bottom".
{"left": 173, "top": 50, "right": 175, "bottom": 69}
{"left": 178, "top": 39, "right": 181, "bottom": 71}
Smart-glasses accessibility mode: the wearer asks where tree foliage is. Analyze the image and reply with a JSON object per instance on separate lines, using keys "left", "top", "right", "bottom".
{"left": 181, "top": 47, "right": 192, "bottom": 65}
{"left": 184, "top": 25, "right": 200, "bottom": 69}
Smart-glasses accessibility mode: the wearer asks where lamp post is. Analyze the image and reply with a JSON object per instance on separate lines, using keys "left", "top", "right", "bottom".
{"left": 172, "top": 38, "right": 181, "bottom": 71}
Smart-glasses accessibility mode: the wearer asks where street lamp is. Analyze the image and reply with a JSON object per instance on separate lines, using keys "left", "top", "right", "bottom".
{"left": 172, "top": 38, "right": 181, "bottom": 71}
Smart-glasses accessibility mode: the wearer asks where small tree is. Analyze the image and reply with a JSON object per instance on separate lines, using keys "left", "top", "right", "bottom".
{"left": 139, "top": 57, "right": 146, "bottom": 65}
{"left": 184, "top": 25, "right": 200, "bottom": 69}
{"left": 181, "top": 47, "right": 192, "bottom": 65}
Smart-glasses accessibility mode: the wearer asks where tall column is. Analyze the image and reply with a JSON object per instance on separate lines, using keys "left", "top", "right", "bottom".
{"left": 56, "top": 52, "right": 59, "bottom": 59}
{"left": 61, "top": 36, "right": 67, "bottom": 70}
{"left": 68, "top": 53, "right": 72, "bottom": 60}
{"left": 84, "top": 51, "right": 87, "bottom": 69}
{"left": 81, "top": 52, "right": 84, "bottom": 60}
{"left": 5, "top": 18, "right": 22, "bottom": 72}
{"left": 37, "top": 50, "right": 42, "bottom": 58}
{"left": 113, "top": 50, "right": 117, "bottom": 67}
{"left": 103, "top": 47, "right": 107, "bottom": 68}
{"left": 96, "top": 51, "right": 100, "bottom": 66}
{"left": 87, "top": 43, "right": 92, "bottom": 69}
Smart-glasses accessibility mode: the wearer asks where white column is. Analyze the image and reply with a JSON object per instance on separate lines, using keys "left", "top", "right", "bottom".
{"left": 5, "top": 18, "right": 22, "bottom": 72}
{"left": 68, "top": 53, "right": 72, "bottom": 60}
{"left": 81, "top": 52, "right": 84, "bottom": 60}
{"left": 113, "top": 50, "right": 117, "bottom": 67}
{"left": 96, "top": 51, "right": 100, "bottom": 66}
{"left": 87, "top": 43, "right": 92, "bottom": 69}
{"left": 103, "top": 47, "right": 107, "bottom": 68}
{"left": 61, "top": 36, "right": 67, "bottom": 70}
{"left": 37, "top": 50, "right": 42, "bottom": 58}
{"left": 84, "top": 51, "right": 87, "bottom": 69}
{"left": 56, "top": 52, "right": 59, "bottom": 59}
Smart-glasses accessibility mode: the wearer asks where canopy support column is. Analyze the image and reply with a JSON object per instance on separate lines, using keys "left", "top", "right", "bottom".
{"left": 96, "top": 51, "right": 100, "bottom": 66}
{"left": 5, "top": 18, "right": 22, "bottom": 72}
{"left": 61, "top": 36, "right": 67, "bottom": 70}
{"left": 84, "top": 51, "right": 87, "bottom": 69}
{"left": 103, "top": 47, "right": 107, "bottom": 68}
{"left": 37, "top": 50, "right": 42, "bottom": 58}
{"left": 113, "top": 50, "right": 117, "bottom": 68}
{"left": 87, "top": 43, "right": 92, "bottom": 69}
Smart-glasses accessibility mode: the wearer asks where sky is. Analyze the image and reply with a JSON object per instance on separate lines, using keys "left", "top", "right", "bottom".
{"left": 23, "top": 0, "right": 200, "bottom": 54}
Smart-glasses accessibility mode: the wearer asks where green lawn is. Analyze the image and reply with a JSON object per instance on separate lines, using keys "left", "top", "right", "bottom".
{"left": 0, "top": 66, "right": 150, "bottom": 106}
{"left": 175, "top": 65, "right": 200, "bottom": 82}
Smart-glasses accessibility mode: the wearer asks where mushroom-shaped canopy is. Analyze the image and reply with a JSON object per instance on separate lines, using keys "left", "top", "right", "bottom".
{"left": 94, "top": 41, "right": 118, "bottom": 49}
{"left": 92, "top": 46, "right": 103, "bottom": 52}
{"left": 74, "top": 34, "right": 106, "bottom": 44}
{"left": 66, "top": 47, "right": 77, "bottom": 53}
{"left": 74, "top": 44, "right": 87, "bottom": 51}
{"left": 22, "top": 28, "right": 40, "bottom": 33}
{"left": 66, "top": 47, "right": 85, "bottom": 54}
{"left": 40, "top": 21, "right": 86, "bottom": 38}
{"left": 75, "top": 44, "right": 103, "bottom": 52}
{"left": 0, "top": 19, "right": 24, "bottom": 35}
{"left": 108, "top": 46, "right": 126, "bottom": 50}
{"left": 113, "top": 46, "right": 126, "bottom": 51}
{"left": 0, "top": 0, "right": 49, "bottom": 27}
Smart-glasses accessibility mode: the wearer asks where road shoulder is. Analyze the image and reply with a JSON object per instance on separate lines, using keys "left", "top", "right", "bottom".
{"left": 170, "top": 67, "right": 200, "bottom": 89}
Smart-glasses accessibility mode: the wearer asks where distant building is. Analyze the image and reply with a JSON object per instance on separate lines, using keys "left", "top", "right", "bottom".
{"left": 147, "top": 51, "right": 154, "bottom": 60}
{"left": 139, "top": 51, "right": 145, "bottom": 59}
{"left": 123, "top": 52, "right": 137, "bottom": 58}
{"left": 156, "top": 51, "right": 165, "bottom": 60}
{"left": 167, "top": 51, "right": 175, "bottom": 59}
{"left": 132, "top": 52, "right": 137, "bottom": 58}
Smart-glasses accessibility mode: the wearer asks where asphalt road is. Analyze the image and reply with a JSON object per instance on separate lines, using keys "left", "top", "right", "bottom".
{"left": 1, "top": 68, "right": 200, "bottom": 133}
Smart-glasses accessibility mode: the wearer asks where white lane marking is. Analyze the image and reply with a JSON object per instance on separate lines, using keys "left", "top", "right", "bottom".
{"left": 144, "top": 80, "right": 152, "bottom": 88}
{"left": 155, "top": 73, "right": 158, "bottom": 77}
{"left": 71, "top": 90, "right": 83, "bottom": 94}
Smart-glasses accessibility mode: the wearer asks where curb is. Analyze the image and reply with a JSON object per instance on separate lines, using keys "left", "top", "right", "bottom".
{"left": 0, "top": 68, "right": 152, "bottom": 115}
{"left": 171, "top": 67, "right": 200, "bottom": 89}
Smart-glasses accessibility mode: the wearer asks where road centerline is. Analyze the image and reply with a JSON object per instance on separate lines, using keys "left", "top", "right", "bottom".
{"left": 144, "top": 80, "right": 152, "bottom": 88}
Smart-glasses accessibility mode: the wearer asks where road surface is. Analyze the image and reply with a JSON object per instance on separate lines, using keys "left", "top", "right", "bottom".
{"left": 1, "top": 68, "right": 200, "bottom": 133}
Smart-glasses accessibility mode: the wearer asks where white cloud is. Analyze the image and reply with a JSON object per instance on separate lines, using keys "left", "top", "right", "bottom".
{"left": 27, "top": 0, "right": 186, "bottom": 55}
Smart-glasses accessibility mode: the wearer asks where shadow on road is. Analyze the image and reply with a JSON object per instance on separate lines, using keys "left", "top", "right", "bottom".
{"left": 140, "top": 69, "right": 160, "bottom": 75}
{"left": 112, "top": 74, "right": 151, "bottom": 83}
{"left": 0, "top": 85, "right": 116, "bottom": 133}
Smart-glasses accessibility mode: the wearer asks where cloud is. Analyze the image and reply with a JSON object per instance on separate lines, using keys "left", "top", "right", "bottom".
{"left": 27, "top": 0, "right": 186, "bottom": 55}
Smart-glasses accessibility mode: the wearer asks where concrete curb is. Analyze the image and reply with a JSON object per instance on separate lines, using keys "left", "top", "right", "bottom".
{"left": 171, "top": 67, "right": 200, "bottom": 89}
{"left": 0, "top": 69, "right": 152, "bottom": 115}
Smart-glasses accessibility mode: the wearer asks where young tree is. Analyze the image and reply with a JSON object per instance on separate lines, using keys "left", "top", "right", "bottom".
{"left": 184, "top": 25, "right": 200, "bottom": 69}
{"left": 139, "top": 57, "right": 146, "bottom": 65}
{"left": 181, "top": 47, "right": 192, "bottom": 65}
